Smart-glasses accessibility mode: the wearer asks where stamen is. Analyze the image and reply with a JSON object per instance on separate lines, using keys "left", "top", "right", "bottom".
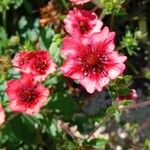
{"left": 18, "top": 86, "right": 38, "bottom": 103}
{"left": 77, "top": 47, "right": 109, "bottom": 77}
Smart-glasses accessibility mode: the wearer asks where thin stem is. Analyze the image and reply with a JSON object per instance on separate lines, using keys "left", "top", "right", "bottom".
{"left": 108, "top": 88, "right": 120, "bottom": 113}
{"left": 99, "top": 10, "right": 105, "bottom": 20}
{"left": 110, "top": 15, "right": 115, "bottom": 30}
{"left": 2, "top": 11, "right": 7, "bottom": 31}
{"left": 1, "top": 10, "right": 7, "bottom": 55}
{"left": 116, "top": 45, "right": 124, "bottom": 51}
{"left": 121, "top": 100, "right": 150, "bottom": 111}
{"left": 62, "top": 0, "right": 69, "bottom": 11}
{"left": 92, "top": 0, "right": 105, "bottom": 20}
{"left": 87, "top": 114, "right": 113, "bottom": 140}
{"left": 92, "top": 0, "right": 103, "bottom": 9}
{"left": 112, "top": 99, "right": 120, "bottom": 113}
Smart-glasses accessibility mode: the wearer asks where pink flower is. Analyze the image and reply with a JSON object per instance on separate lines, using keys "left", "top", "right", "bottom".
{"left": 116, "top": 89, "right": 137, "bottom": 101}
{"left": 61, "top": 27, "right": 127, "bottom": 93}
{"left": 6, "top": 74, "right": 49, "bottom": 115}
{"left": 0, "top": 104, "right": 5, "bottom": 125}
{"left": 28, "top": 51, "right": 56, "bottom": 81}
{"left": 12, "top": 50, "right": 56, "bottom": 81}
{"left": 13, "top": 51, "right": 35, "bottom": 72}
{"left": 70, "top": 0, "right": 91, "bottom": 5}
{"left": 64, "top": 8, "right": 103, "bottom": 37}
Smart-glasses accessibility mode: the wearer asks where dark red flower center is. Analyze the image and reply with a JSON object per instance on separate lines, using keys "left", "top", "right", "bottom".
{"left": 85, "top": 54, "right": 97, "bottom": 66}
{"left": 78, "top": 21, "right": 90, "bottom": 34}
{"left": 34, "top": 59, "right": 49, "bottom": 74}
{"left": 18, "top": 86, "right": 39, "bottom": 105}
{"left": 78, "top": 48, "right": 109, "bottom": 76}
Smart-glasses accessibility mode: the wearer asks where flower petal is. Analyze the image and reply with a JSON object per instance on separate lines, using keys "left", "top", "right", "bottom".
{"left": 61, "top": 37, "right": 79, "bottom": 58}
{"left": 108, "top": 64, "right": 126, "bottom": 79}
{"left": 80, "top": 76, "right": 96, "bottom": 93}
{"left": 61, "top": 59, "right": 83, "bottom": 80}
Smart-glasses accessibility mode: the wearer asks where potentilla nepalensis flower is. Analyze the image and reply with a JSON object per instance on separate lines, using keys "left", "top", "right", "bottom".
{"left": 64, "top": 8, "right": 103, "bottom": 37}
{"left": 0, "top": 104, "right": 5, "bottom": 125}
{"left": 116, "top": 89, "right": 137, "bottom": 101}
{"left": 12, "top": 50, "right": 56, "bottom": 81}
{"left": 70, "top": 0, "right": 91, "bottom": 5}
{"left": 6, "top": 74, "right": 49, "bottom": 115}
{"left": 61, "top": 27, "right": 127, "bottom": 93}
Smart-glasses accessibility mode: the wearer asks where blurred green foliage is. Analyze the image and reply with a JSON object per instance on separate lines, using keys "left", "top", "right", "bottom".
{"left": 121, "top": 29, "right": 138, "bottom": 55}
{"left": 0, "top": 0, "right": 23, "bottom": 12}
{"left": 98, "top": 0, "right": 125, "bottom": 15}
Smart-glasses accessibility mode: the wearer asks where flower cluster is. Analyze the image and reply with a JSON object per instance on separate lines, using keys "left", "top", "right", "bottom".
{"left": 6, "top": 50, "right": 56, "bottom": 115}
{"left": 61, "top": 7, "right": 127, "bottom": 93}
{"left": 4, "top": 0, "right": 129, "bottom": 119}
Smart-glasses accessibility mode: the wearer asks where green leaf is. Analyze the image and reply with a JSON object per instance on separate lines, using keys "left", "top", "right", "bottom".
{"left": 114, "top": 111, "right": 122, "bottom": 123}
{"left": 49, "top": 42, "right": 61, "bottom": 64}
{"left": 18, "top": 16, "right": 28, "bottom": 29}
{"left": 27, "top": 29, "right": 38, "bottom": 42}
{"left": 49, "top": 92, "right": 79, "bottom": 120}
{"left": 23, "top": 0, "right": 32, "bottom": 14}
{"left": 39, "top": 26, "right": 54, "bottom": 50}
{"left": 0, "top": 131, "right": 8, "bottom": 146}
{"left": 49, "top": 119, "right": 58, "bottom": 137}
{"left": 144, "top": 70, "right": 150, "bottom": 79}
{"left": 106, "top": 105, "right": 116, "bottom": 115}
{"left": 0, "top": 26, "right": 7, "bottom": 40}
{"left": 118, "top": 100, "right": 134, "bottom": 107}
{"left": 144, "top": 138, "right": 150, "bottom": 149}
{"left": 12, "top": 0, "right": 23, "bottom": 9}
{"left": 3, "top": 115, "right": 37, "bottom": 148}
{"left": 7, "top": 68, "right": 20, "bottom": 79}
{"left": 117, "top": 88, "right": 131, "bottom": 96}
{"left": 0, "top": 26, "right": 8, "bottom": 53}
{"left": 0, "top": 81, "right": 6, "bottom": 91}
{"left": 88, "top": 138, "right": 109, "bottom": 149}
{"left": 0, "top": 0, "right": 10, "bottom": 12}
{"left": 44, "top": 76, "right": 58, "bottom": 87}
